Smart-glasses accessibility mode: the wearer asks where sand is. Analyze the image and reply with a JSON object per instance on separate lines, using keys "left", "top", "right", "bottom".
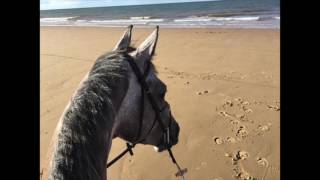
{"left": 40, "top": 27, "right": 280, "bottom": 180}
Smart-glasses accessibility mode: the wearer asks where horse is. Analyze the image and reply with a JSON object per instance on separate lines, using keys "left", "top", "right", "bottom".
{"left": 41, "top": 25, "right": 180, "bottom": 180}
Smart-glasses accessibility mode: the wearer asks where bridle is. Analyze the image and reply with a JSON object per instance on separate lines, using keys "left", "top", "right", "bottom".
{"left": 106, "top": 53, "right": 186, "bottom": 179}
{"left": 126, "top": 53, "right": 172, "bottom": 146}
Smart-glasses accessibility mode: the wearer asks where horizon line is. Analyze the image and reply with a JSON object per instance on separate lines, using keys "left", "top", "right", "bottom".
{"left": 40, "top": 0, "right": 221, "bottom": 11}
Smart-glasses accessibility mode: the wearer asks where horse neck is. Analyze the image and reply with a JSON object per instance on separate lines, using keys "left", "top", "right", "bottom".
{"left": 48, "top": 108, "right": 113, "bottom": 180}
{"left": 47, "top": 59, "right": 129, "bottom": 180}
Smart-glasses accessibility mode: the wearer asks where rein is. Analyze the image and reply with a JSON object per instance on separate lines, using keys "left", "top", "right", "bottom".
{"left": 106, "top": 54, "right": 186, "bottom": 179}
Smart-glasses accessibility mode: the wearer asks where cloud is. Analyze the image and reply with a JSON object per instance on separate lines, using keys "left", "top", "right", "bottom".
{"left": 40, "top": 0, "right": 219, "bottom": 10}
{"left": 41, "top": 0, "right": 79, "bottom": 10}
{"left": 41, "top": 0, "right": 114, "bottom": 10}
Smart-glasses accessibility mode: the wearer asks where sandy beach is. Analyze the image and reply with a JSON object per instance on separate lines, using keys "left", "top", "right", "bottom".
{"left": 40, "top": 27, "right": 280, "bottom": 180}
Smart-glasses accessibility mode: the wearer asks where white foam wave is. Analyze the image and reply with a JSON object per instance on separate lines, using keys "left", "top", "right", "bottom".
{"left": 173, "top": 16, "right": 261, "bottom": 23}
{"left": 40, "top": 15, "right": 279, "bottom": 29}
{"left": 86, "top": 18, "right": 164, "bottom": 25}
{"left": 130, "top": 16, "right": 151, "bottom": 20}
{"left": 174, "top": 17, "right": 212, "bottom": 22}
{"left": 212, "top": 16, "right": 260, "bottom": 21}
{"left": 40, "top": 16, "right": 77, "bottom": 22}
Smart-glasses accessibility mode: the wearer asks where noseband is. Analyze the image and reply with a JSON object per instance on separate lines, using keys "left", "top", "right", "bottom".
{"left": 106, "top": 53, "right": 186, "bottom": 179}
{"left": 124, "top": 53, "right": 173, "bottom": 146}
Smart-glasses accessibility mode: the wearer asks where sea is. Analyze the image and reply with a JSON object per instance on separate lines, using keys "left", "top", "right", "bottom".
{"left": 40, "top": 0, "right": 280, "bottom": 29}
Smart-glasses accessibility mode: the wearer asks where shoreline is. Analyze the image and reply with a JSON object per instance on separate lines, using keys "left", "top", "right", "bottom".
{"left": 40, "top": 24, "right": 280, "bottom": 29}
{"left": 40, "top": 25, "right": 280, "bottom": 30}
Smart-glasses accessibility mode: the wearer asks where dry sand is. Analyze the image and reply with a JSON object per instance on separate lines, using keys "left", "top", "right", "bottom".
{"left": 40, "top": 27, "right": 280, "bottom": 180}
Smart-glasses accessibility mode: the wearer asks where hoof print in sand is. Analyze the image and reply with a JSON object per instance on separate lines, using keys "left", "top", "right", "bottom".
{"left": 218, "top": 111, "right": 231, "bottom": 117}
{"left": 242, "top": 101, "right": 250, "bottom": 106}
{"left": 235, "top": 97, "right": 243, "bottom": 103}
{"left": 256, "top": 157, "right": 268, "bottom": 167}
{"left": 236, "top": 113, "right": 250, "bottom": 122}
{"left": 242, "top": 107, "right": 253, "bottom": 114}
{"left": 234, "top": 170, "right": 257, "bottom": 180}
{"left": 267, "top": 104, "right": 280, "bottom": 111}
{"left": 236, "top": 114, "right": 245, "bottom": 119}
{"left": 258, "top": 125, "right": 270, "bottom": 131}
{"left": 197, "top": 90, "right": 209, "bottom": 95}
{"left": 236, "top": 126, "right": 249, "bottom": 140}
{"left": 235, "top": 151, "right": 249, "bottom": 161}
{"left": 232, "top": 151, "right": 257, "bottom": 180}
{"left": 256, "top": 124, "right": 271, "bottom": 135}
{"left": 230, "top": 119, "right": 240, "bottom": 125}
{"left": 213, "top": 136, "right": 236, "bottom": 145}
{"left": 232, "top": 150, "right": 249, "bottom": 165}
{"left": 226, "top": 136, "right": 236, "bottom": 143}
{"left": 224, "top": 100, "right": 233, "bottom": 107}
{"left": 213, "top": 137, "right": 224, "bottom": 145}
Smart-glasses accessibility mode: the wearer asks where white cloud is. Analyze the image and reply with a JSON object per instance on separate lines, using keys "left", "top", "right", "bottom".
{"left": 41, "top": 0, "right": 115, "bottom": 10}
{"left": 40, "top": 0, "right": 219, "bottom": 10}
{"left": 41, "top": 0, "right": 78, "bottom": 10}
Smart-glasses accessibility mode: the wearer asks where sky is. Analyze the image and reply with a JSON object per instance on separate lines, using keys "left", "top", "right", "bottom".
{"left": 40, "top": 0, "right": 217, "bottom": 10}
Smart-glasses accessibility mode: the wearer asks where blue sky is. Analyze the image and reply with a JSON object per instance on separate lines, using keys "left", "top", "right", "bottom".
{"left": 40, "top": 0, "right": 216, "bottom": 10}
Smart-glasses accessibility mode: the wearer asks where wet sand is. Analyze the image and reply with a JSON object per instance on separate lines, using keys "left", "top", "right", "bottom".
{"left": 40, "top": 27, "right": 280, "bottom": 180}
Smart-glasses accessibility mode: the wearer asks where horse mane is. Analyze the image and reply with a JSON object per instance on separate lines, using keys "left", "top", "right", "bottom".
{"left": 50, "top": 45, "right": 158, "bottom": 179}
{"left": 50, "top": 50, "right": 131, "bottom": 180}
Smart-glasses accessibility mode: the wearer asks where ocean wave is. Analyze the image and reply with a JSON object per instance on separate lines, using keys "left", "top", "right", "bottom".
{"left": 40, "top": 16, "right": 279, "bottom": 29}
{"left": 75, "top": 20, "right": 87, "bottom": 22}
{"left": 212, "top": 16, "right": 260, "bottom": 21}
{"left": 78, "top": 18, "right": 164, "bottom": 25}
{"left": 173, "top": 16, "right": 262, "bottom": 23}
{"left": 174, "top": 16, "right": 212, "bottom": 22}
{"left": 40, "top": 16, "right": 78, "bottom": 22}
{"left": 40, "top": 0, "right": 279, "bottom": 29}
{"left": 130, "top": 16, "right": 151, "bottom": 20}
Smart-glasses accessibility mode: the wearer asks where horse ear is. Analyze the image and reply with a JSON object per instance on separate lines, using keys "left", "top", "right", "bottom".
{"left": 113, "top": 25, "right": 133, "bottom": 51}
{"left": 134, "top": 26, "right": 159, "bottom": 62}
